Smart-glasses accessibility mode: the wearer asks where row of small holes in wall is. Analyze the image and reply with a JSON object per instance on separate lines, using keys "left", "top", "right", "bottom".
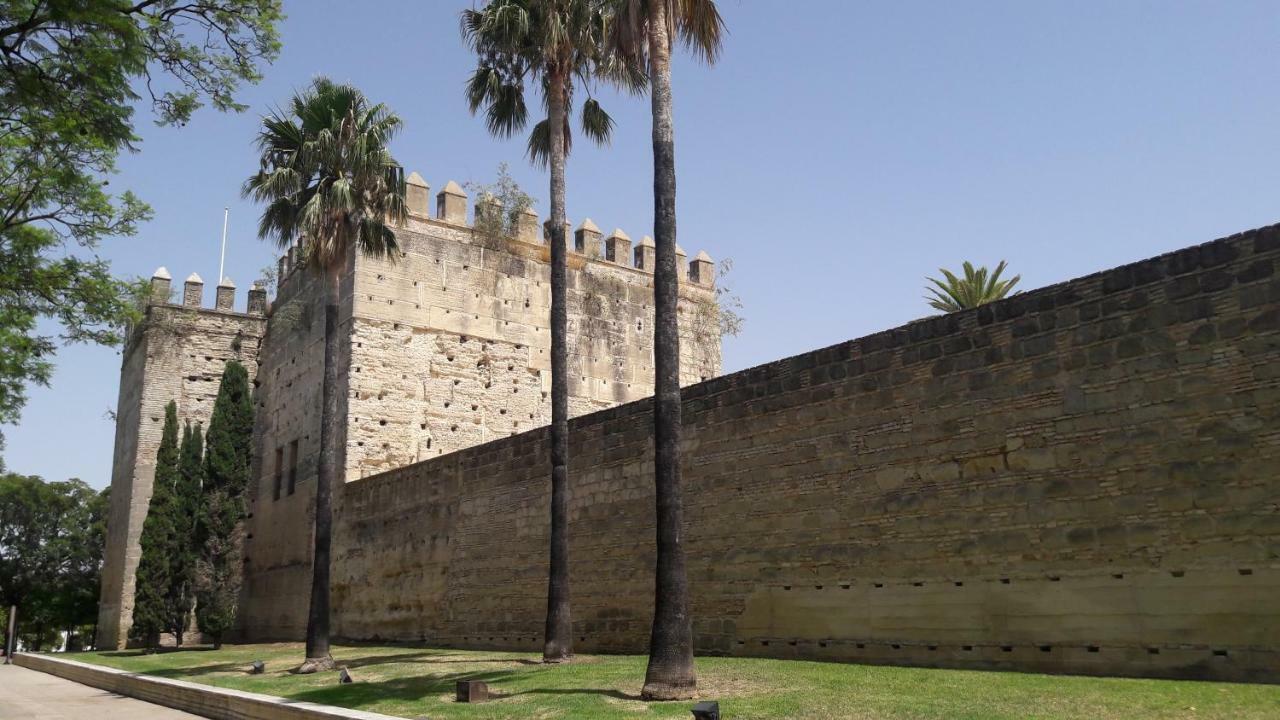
{"left": 459, "top": 636, "right": 591, "bottom": 644}
{"left": 365, "top": 291, "right": 535, "bottom": 315}
{"left": 357, "top": 438, "right": 436, "bottom": 451}
{"left": 738, "top": 639, "right": 1234, "bottom": 658}
{"left": 777, "top": 568, "right": 1258, "bottom": 591}
{"left": 436, "top": 401, "right": 527, "bottom": 418}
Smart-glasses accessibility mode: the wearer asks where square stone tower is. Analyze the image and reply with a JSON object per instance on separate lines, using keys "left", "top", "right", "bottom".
{"left": 238, "top": 173, "right": 722, "bottom": 638}
{"left": 96, "top": 272, "right": 268, "bottom": 649}
{"left": 97, "top": 170, "right": 723, "bottom": 645}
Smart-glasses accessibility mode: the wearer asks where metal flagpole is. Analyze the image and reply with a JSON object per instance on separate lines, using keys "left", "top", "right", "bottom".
{"left": 218, "top": 207, "right": 229, "bottom": 284}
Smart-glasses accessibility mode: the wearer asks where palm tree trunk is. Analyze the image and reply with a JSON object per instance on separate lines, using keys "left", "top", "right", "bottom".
{"left": 543, "top": 67, "right": 573, "bottom": 664}
{"left": 641, "top": 0, "right": 696, "bottom": 701}
{"left": 303, "top": 273, "right": 340, "bottom": 671}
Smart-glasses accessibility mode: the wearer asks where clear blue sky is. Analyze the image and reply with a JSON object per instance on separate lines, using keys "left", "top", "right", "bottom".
{"left": 6, "top": 1, "right": 1279, "bottom": 487}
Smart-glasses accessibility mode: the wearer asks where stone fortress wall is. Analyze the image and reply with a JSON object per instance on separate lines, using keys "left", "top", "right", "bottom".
{"left": 236, "top": 172, "right": 723, "bottom": 639}
{"left": 96, "top": 275, "right": 268, "bottom": 649}
{"left": 245, "top": 224, "right": 1278, "bottom": 682}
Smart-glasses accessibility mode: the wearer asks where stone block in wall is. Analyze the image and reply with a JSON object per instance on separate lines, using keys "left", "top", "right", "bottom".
{"left": 406, "top": 171, "right": 430, "bottom": 216}
{"left": 634, "top": 235, "right": 655, "bottom": 271}
{"left": 605, "top": 229, "right": 631, "bottom": 265}
{"left": 437, "top": 180, "right": 467, "bottom": 224}
{"left": 575, "top": 219, "right": 602, "bottom": 257}
{"left": 183, "top": 273, "right": 203, "bottom": 307}
{"left": 215, "top": 278, "right": 235, "bottom": 311}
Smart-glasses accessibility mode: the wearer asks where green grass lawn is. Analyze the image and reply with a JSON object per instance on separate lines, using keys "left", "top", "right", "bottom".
{"left": 71, "top": 643, "right": 1279, "bottom": 720}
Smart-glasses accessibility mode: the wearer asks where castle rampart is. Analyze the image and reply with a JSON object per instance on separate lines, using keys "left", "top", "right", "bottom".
{"left": 241, "top": 224, "right": 1279, "bottom": 682}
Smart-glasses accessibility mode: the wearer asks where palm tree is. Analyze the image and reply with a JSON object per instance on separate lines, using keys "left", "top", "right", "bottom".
{"left": 605, "top": 0, "right": 724, "bottom": 701}
{"left": 243, "top": 77, "right": 407, "bottom": 673}
{"left": 462, "top": 0, "right": 639, "bottom": 665}
{"left": 926, "top": 261, "right": 1020, "bottom": 312}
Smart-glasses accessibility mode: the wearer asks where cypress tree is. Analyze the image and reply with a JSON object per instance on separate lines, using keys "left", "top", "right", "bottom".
{"left": 130, "top": 400, "right": 180, "bottom": 650}
{"left": 168, "top": 422, "right": 204, "bottom": 646}
{"left": 196, "top": 361, "right": 254, "bottom": 647}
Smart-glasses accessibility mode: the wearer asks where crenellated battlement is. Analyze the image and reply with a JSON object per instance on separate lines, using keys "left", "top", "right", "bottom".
{"left": 100, "top": 265, "right": 269, "bottom": 650}
{"left": 147, "top": 266, "right": 268, "bottom": 316}
{"left": 103, "top": 169, "right": 724, "bottom": 652}
{"left": 273, "top": 171, "right": 718, "bottom": 292}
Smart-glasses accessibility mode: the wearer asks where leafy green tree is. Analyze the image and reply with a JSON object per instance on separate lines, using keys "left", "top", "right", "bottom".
{"left": 166, "top": 422, "right": 203, "bottom": 646}
{"left": 463, "top": 0, "right": 639, "bottom": 665}
{"left": 42, "top": 484, "right": 108, "bottom": 650}
{"left": 130, "top": 401, "right": 180, "bottom": 649}
{"left": 196, "top": 361, "right": 253, "bottom": 649}
{"left": 0, "top": 1, "right": 282, "bottom": 457}
{"left": 926, "top": 261, "right": 1021, "bottom": 312}
{"left": 605, "top": 0, "right": 725, "bottom": 700}
{"left": 0, "top": 234, "right": 149, "bottom": 458}
{"left": 0, "top": 473, "right": 105, "bottom": 652}
{"left": 0, "top": 472, "right": 56, "bottom": 652}
{"left": 243, "top": 78, "right": 406, "bottom": 672}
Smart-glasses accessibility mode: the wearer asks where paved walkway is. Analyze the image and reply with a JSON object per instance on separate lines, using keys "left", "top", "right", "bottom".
{"left": 0, "top": 662, "right": 200, "bottom": 719}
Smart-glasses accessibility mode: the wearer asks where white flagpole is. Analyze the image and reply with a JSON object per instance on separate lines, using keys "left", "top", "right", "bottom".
{"left": 218, "top": 207, "right": 229, "bottom": 284}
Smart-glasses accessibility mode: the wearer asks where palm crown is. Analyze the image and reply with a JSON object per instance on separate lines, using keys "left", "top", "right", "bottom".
{"left": 604, "top": 0, "right": 725, "bottom": 67}
{"left": 926, "top": 260, "right": 1021, "bottom": 312}
{"left": 461, "top": 0, "right": 643, "bottom": 166}
{"left": 242, "top": 77, "right": 407, "bottom": 276}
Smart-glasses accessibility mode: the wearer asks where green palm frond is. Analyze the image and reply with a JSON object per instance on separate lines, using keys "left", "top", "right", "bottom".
{"left": 925, "top": 260, "right": 1021, "bottom": 313}
{"left": 580, "top": 97, "right": 614, "bottom": 145}
{"left": 604, "top": 0, "right": 726, "bottom": 69}
{"left": 462, "top": 0, "right": 627, "bottom": 158}
{"left": 243, "top": 77, "right": 407, "bottom": 276}
{"left": 675, "top": 0, "right": 727, "bottom": 63}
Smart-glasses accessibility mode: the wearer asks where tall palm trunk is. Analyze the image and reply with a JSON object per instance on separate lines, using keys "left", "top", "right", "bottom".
{"left": 543, "top": 67, "right": 573, "bottom": 664}
{"left": 303, "top": 272, "right": 340, "bottom": 671}
{"left": 641, "top": 0, "right": 696, "bottom": 701}
{"left": 5, "top": 604, "right": 16, "bottom": 663}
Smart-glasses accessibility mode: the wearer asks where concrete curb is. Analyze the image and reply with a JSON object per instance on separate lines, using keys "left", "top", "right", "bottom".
{"left": 15, "top": 653, "right": 409, "bottom": 720}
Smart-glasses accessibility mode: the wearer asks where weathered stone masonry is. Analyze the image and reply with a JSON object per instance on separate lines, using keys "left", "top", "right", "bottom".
{"left": 245, "top": 224, "right": 1279, "bottom": 682}
{"left": 238, "top": 175, "right": 721, "bottom": 638}
{"left": 95, "top": 169, "right": 723, "bottom": 646}
{"left": 97, "top": 273, "right": 267, "bottom": 649}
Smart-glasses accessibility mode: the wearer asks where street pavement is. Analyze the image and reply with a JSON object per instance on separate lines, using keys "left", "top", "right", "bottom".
{"left": 0, "top": 662, "right": 200, "bottom": 719}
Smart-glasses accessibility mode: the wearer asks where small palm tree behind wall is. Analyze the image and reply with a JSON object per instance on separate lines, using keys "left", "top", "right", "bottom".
{"left": 926, "top": 260, "right": 1021, "bottom": 312}
{"left": 242, "top": 77, "right": 407, "bottom": 673}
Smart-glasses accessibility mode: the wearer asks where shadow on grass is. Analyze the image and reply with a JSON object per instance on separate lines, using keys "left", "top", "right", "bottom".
{"left": 507, "top": 687, "right": 644, "bottom": 701}
{"left": 284, "top": 668, "right": 526, "bottom": 709}
{"left": 285, "top": 665, "right": 655, "bottom": 712}
{"left": 98, "top": 646, "right": 219, "bottom": 658}
{"left": 142, "top": 661, "right": 260, "bottom": 678}
{"left": 339, "top": 650, "right": 542, "bottom": 670}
